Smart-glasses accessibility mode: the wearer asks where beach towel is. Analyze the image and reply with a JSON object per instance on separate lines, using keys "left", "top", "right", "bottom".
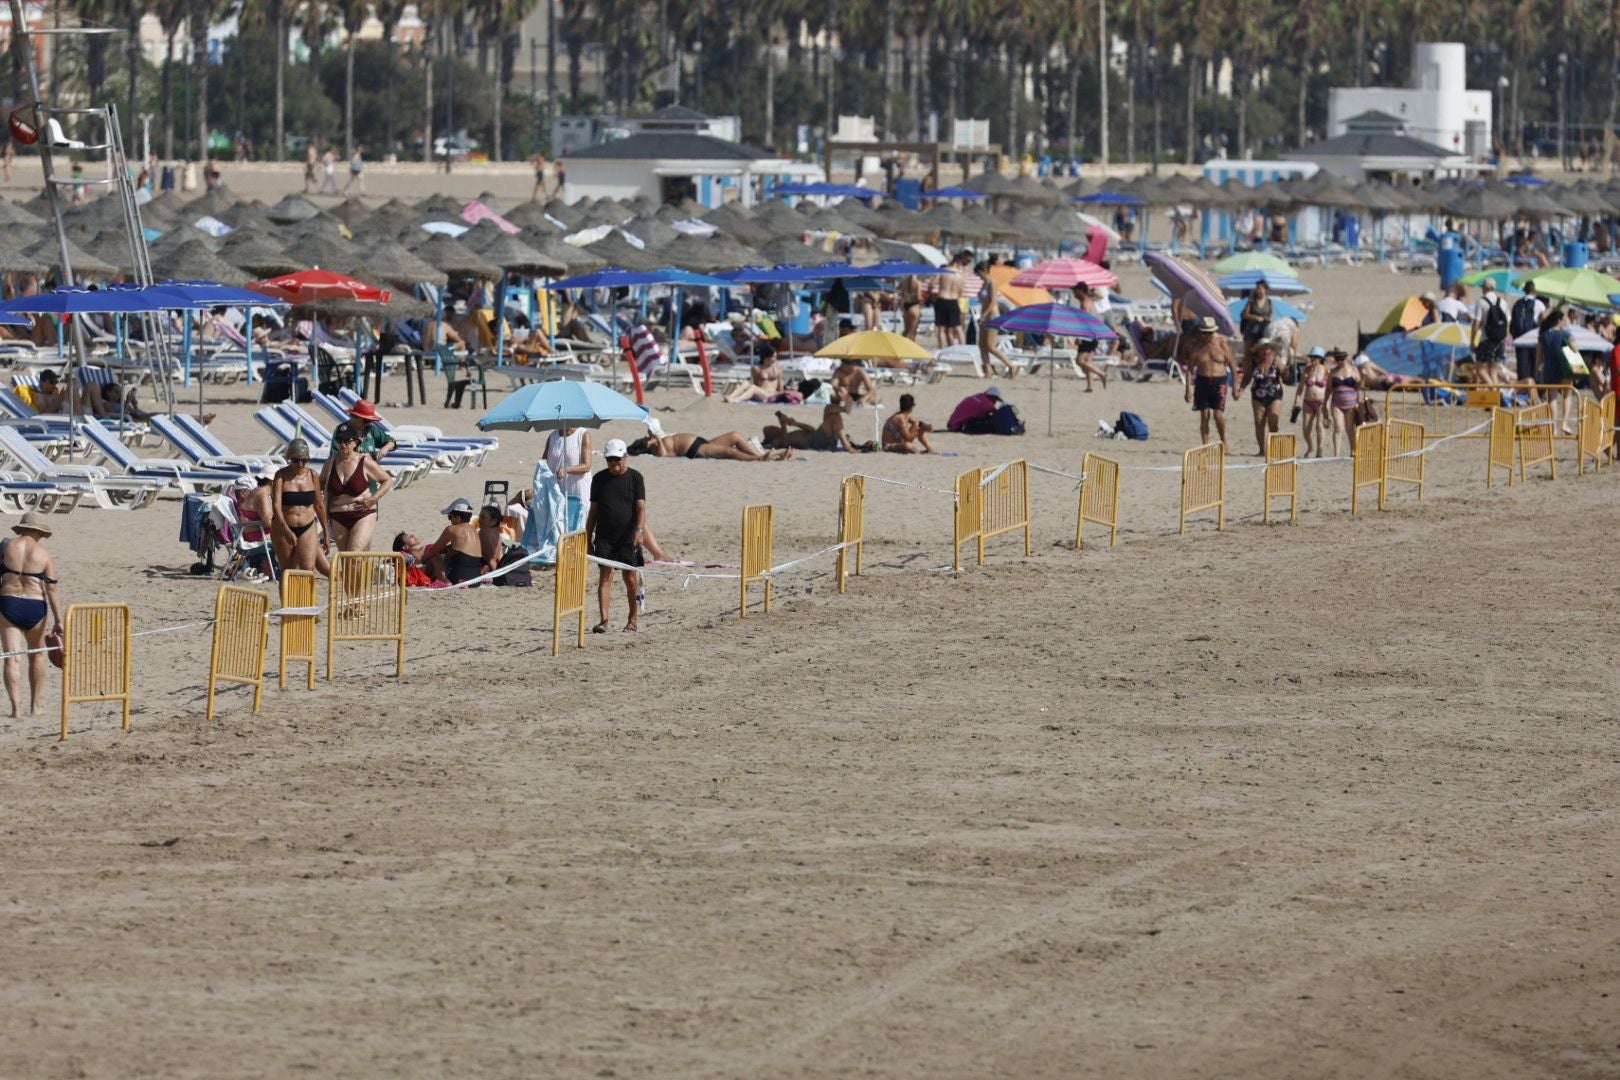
{"left": 521, "top": 458, "right": 566, "bottom": 565}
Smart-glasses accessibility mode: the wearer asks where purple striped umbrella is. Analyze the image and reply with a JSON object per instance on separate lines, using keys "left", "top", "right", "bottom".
{"left": 984, "top": 303, "right": 1117, "bottom": 340}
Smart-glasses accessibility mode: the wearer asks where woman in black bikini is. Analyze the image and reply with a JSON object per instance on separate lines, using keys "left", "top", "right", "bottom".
{"left": 318, "top": 424, "right": 394, "bottom": 553}
{"left": 271, "top": 438, "right": 330, "bottom": 574}
{"left": 0, "top": 512, "right": 62, "bottom": 719}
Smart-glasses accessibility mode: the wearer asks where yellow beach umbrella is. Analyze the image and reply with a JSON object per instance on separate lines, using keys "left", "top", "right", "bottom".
{"left": 1406, "top": 321, "right": 1475, "bottom": 349}
{"left": 815, "top": 329, "right": 934, "bottom": 361}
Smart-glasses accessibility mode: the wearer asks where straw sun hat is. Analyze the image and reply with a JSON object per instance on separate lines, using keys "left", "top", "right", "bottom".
{"left": 12, "top": 512, "right": 52, "bottom": 537}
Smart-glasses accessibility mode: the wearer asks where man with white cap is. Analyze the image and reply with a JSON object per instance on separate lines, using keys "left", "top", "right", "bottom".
{"left": 422, "top": 497, "right": 485, "bottom": 586}
{"left": 1469, "top": 279, "right": 1511, "bottom": 384}
{"left": 586, "top": 438, "right": 646, "bottom": 633}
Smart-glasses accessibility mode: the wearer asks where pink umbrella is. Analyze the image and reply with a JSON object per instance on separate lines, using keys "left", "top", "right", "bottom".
{"left": 1010, "top": 257, "right": 1118, "bottom": 292}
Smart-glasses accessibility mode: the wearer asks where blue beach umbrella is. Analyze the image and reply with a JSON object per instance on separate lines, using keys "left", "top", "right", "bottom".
{"left": 1215, "top": 269, "right": 1312, "bottom": 295}
{"left": 1074, "top": 191, "right": 1145, "bottom": 206}
{"left": 540, "top": 266, "right": 737, "bottom": 291}
{"left": 927, "top": 186, "right": 992, "bottom": 200}
{"left": 476, "top": 379, "right": 650, "bottom": 433}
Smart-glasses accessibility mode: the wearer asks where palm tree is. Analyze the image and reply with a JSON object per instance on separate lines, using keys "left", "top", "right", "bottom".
{"left": 335, "top": 0, "right": 365, "bottom": 157}
{"left": 190, "top": 0, "right": 215, "bottom": 159}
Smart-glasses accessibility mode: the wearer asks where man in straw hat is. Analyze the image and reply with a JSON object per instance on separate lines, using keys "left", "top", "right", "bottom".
{"left": 0, "top": 512, "right": 62, "bottom": 719}
{"left": 1182, "top": 315, "right": 1239, "bottom": 448}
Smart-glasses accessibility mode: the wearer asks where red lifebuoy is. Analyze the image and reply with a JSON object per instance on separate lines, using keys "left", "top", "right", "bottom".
{"left": 8, "top": 108, "right": 37, "bottom": 146}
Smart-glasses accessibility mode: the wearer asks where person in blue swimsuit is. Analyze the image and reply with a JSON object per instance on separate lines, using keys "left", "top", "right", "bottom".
{"left": 0, "top": 512, "right": 62, "bottom": 719}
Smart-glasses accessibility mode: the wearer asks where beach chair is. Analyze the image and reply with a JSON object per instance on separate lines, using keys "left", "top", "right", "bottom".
{"left": 0, "top": 471, "right": 85, "bottom": 514}
{"left": 173, "top": 414, "right": 292, "bottom": 473}
{"left": 0, "top": 426, "right": 163, "bottom": 509}
{"left": 933, "top": 344, "right": 984, "bottom": 378}
{"left": 80, "top": 417, "right": 249, "bottom": 492}
{"left": 149, "top": 414, "right": 275, "bottom": 474}
{"left": 265, "top": 404, "right": 438, "bottom": 483}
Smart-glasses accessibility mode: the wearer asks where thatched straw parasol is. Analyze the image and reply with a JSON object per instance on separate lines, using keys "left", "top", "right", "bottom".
{"left": 151, "top": 237, "right": 251, "bottom": 284}
{"left": 264, "top": 193, "right": 322, "bottom": 224}
{"left": 24, "top": 237, "right": 117, "bottom": 278}
{"left": 356, "top": 239, "right": 450, "bottom": 288}
{"left": 412, "top": 232, "right": 501, "bottom": 278}
{"left": 582, "top": 230, "right": 663, "bottom": 273}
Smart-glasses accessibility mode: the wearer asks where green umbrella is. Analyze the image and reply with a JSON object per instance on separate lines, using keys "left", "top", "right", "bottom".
{"left": 1209, "top": 251, "right": 1293, "bottom": 274}
{"left": 1458, "top": 268, "right": 1524, "bottom": 291}
{"left": 1519, "top": 267, "right": 1620, "bottom": 308}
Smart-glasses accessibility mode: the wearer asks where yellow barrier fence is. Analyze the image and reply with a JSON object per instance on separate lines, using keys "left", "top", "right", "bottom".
{"left": 552, "top": 530, "right": 588, "bottom": 654}
{"left": 1515, "top": 404, "right": 1556, "bottom": 482}
{"left": 980, "top": 459, "right": 1032, "bottom": 557}
{"left": 739, "top": 504, "right": 773, "bottom": 618}
{"left": 953, "top": 467, "right": 984, "bottom": 570}
{"left": 206, "top": 584, "right": 269, "bottom": 722}
{"left": 837, "top": 475, "right": 865, "bottom": 593}
{"left": 1577, "top": 396, "right": 1605, "bottom": 475}
{"left": 1076, "top": 452, "right": 1120, "bottom": 548}
{"left": 1487, "top": 407, "right": 1515, "bottom": 488}
{"left": 326, "top": 551, "right": 407, "bottom": 680}
{"left": 1179, "top": 442, "right": 1225, "bottom": 533}
{"left": 1263, "top": 433, "right": 1298, "bottom": 524}
{"left": 1384, "top": 382, "right": 1584, "bottom": 442}
{"left": 1604, "top": 392, "right": 1617, "bottom": 465}
{"left": 59, "top": 603, "right": 131, "bottom": 741}
{"left": 1350, "top": 422, "right": 1385, "bottom": 516}
{"left": 277, "top": 570, "right": 318, "bottom": 690}
{"left": 1382, "top": 419, "right": 1427, "bottom": 508}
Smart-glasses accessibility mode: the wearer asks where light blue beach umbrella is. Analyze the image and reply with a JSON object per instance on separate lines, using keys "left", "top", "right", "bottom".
{"left": 476, "top": 379, "right": 649, "bottom": 432}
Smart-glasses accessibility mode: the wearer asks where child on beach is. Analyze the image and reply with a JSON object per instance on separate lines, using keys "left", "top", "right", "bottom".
{"left": 1294, "top": 349, "right": 1328, "bottom": 458}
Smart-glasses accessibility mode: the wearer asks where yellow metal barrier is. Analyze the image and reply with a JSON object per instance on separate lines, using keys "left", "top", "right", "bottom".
{"left": 1179, "top": 442, "right": 1225, "bottom": 533}
{"left": 953, "top": 467, "right": 984, "bottom": 570}
{"left": 1350, "top": 422, "right": 1385, "bottom": 516}
{"left": 277, "top": 570, "right": 317, "bottom": 690}
{"left": 1603, "top": 392, "right": 1617, "bottom": 465}
{"left": 980, "top": 459, "right": 1032, "bottom": 557}
{"left": 326, "top": 551, "right": 406, "bottom": 680}
{"left": 1515, "top": 404, "right": 1556, "bottom": 482}
{"left": 1076, "top": 452, "right": 1120, "bottom": 548}
{"left": 552, "top": 530, "right": 588, "bottom": 654}
{"left": 59, "top": 603, "right": 131, "bottom": 741}
{"left": 836, "top": 475, "right": 865, "bottom": 593}
{"left": 1263, "top": 433, "right": 1298, "bottom": 524}
{"left": 739, "top": 504, "right": 773, "bottom": 618}
{"left": 1384, "top": 382, "right": 1583, "bottom": 442}
{"left": 206, "top": 584, "right": 269, "bottom": 722}
{"left": 1578, "top": 396, "right": 1603, "bottom": 475}
{"left": 1382, "top": 419, "right": 1427, "bottom": 508}
{"left": 1487, "top": 407, "right": 1515, "bottom": 488}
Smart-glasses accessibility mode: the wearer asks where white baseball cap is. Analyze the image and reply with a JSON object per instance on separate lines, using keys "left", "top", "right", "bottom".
{"left": 441, "top": 498, "right": 474, "bottom": 515}
{"left": 603, "top": 438, "right": 628, "bottom": 459}
{"left": 985, "top": 385, "right": 1003, "bottom": 399}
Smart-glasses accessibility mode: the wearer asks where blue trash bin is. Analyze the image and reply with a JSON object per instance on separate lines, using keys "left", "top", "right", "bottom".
{"left": 1563, "top": 240, "right": 1589, "bottom": 268}
{"left": 1437, "top": 247, "right": 1465, "bottom": 290}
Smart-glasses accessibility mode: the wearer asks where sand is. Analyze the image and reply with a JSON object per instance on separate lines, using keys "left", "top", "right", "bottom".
{"left": 0, "top": 212, "right": 1616, "bottom": 1076}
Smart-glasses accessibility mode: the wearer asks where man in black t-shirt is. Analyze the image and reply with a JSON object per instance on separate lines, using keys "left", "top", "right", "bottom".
{"left": 586, "top": 438, "right": 647, "bottom": 633}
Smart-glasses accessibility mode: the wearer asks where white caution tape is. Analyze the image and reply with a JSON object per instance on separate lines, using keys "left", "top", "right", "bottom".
{"left": 850, "top": 473, "right": 959, "bottom": 497}
{"left": 759, "top": 540, "right": 854, "bottom": 579}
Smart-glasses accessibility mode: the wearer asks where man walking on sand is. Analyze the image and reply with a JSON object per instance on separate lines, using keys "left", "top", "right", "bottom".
{"left": 585, "top": 438, "right": 646, "bottom": 634}
{"left": 1183, "top": 315, "right": 1240, "bottom": 448}
{"left": 319, "top": 148, "right": 340, "bottom": 195}
{"left": 933, "top": 251, "right": 971, "bottom": 349}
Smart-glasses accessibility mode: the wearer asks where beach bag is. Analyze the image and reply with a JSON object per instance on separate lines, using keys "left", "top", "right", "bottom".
{"left": 492, "top": 546, "right": 533, "bottom": 587}
{"left": 964, "top": 317, "right": 977, "bottom": 346}
{"left": 991, "top": 403, "right": 1025, "bottom": 436}
{"left": 1482, "top": 299, "right": 1509, "bottom": 342}
{"left": 1561, "top": 345, "right": 1590, "bottom": 377}
{"left": 1115, "top": 411, "right": 1149, "bottom": 440}
{"left": 1510, "top": 296, "right": 1539, "bottom": 337}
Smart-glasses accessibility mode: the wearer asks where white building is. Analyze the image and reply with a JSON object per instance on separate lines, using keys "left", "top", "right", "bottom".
{"left": 1327, "top": 43, "right": 1492, "bottom": 160}
{"left": 564, "top": 132, "right": 821, "bottom": 207}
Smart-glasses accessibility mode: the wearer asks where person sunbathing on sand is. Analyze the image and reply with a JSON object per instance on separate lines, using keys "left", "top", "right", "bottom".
{"left": 627, "top": 431, "right": 790, "bottom": 461}
{"left": 763, "top": 395, "right": 869, "bottom": 454}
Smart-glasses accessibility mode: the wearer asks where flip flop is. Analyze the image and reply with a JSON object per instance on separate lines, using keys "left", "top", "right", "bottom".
{"left": 591, "top": 621, "right": 608, "bottom": 634}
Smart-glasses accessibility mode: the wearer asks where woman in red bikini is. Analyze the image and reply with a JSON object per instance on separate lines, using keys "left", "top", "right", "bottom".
{"left": 318, "top": 424, "right": 394, "bottom": 554}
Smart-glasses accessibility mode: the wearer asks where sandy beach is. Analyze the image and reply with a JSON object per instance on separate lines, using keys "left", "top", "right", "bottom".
{"left": 0, "top": 175, "right": 1616, "bottom": 1078}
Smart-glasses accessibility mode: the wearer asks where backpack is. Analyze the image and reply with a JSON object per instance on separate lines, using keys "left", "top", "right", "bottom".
{"left": 492, "top": 547, "right": 532, "bottom": 587}
{"left": 991, "top": 403, "right": 1025, "bottom": 436}
{"left": 1482, "top": 297, "right": 1509, "bottom": 342}
{"left": 1510, "top": 296, "right": 1538, "bottom": 337}
{"left": 1115, "top": 411, "right": 1149, "bottom": 440}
